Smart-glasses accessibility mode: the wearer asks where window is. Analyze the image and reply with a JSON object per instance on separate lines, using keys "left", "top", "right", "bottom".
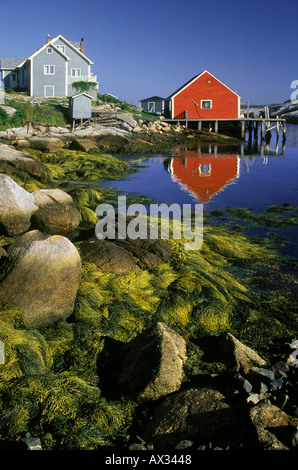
{"left": 199, "top": 164, "right": 211, "bottom": 175}
{"left": 71, "top": 68, "right": 81, "bottom": 77}
{"left": 47, "top": 47, "right": 53, "bottom": 54}
{"left": 44, "top": 65, "right": 55, "bottom": 75}
{"left": 11, "top": 73, "right": 16, "bottom": 81}
{"left": 44, "top": 85, "right": 55, "bottom": 97}
{"left": 56, "top": 45, "right": 65, "bottom": 54}
{"left": 201, "top": 100, "right": 212, "bottom": 109}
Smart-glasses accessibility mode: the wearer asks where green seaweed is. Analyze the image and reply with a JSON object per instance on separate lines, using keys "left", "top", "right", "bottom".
{"left": 0, "top": 145, "right": 297, "bottom": 449}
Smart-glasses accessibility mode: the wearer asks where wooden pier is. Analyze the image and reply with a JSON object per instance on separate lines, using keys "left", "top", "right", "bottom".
{"left": 163, "top": 110, "right": 286, "bottom": 143}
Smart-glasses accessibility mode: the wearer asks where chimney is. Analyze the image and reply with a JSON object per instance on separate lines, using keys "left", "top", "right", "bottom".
{"left": 46, "top": 34, "right": 51, "bottom": 44}
{"left": 80, "top": 37, "right": 85, "bottom": 55}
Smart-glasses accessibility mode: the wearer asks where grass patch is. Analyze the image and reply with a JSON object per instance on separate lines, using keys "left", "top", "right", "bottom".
{"left": 0, "top": 99, "right": 69, "bottom": 130}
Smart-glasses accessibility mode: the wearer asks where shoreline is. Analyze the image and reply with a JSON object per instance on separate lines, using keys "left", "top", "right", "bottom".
{"left": 0, "top": 129, "right": 297, "bottom": 451}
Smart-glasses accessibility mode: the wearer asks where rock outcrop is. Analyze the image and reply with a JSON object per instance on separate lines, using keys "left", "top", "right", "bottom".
{"left": 0, "top": 235, "right": 81, "bottom": 328}
{"left": 270, "top": 100, "right": 298, "bottom": 123}
{"left": 32, "top": 188, "right": 81, "bottom": 235}
{"left": 98, "top": 322, "right": 187, "bottom": 403}
{"left": 142, "top": 387, "right": 241, "bottom": 449}
{"left": 0, "top": 174, "right": 39, "bottom": 235}
{"left": 0, "top": 144, "right": 47, "bottom": 177}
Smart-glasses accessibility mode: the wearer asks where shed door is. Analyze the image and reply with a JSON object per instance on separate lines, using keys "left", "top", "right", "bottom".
{"left": 44, "top": 85, "right": 55, "bottom": 97}
{"left": 148, "top": 102, "right": 155, "bottom": 112}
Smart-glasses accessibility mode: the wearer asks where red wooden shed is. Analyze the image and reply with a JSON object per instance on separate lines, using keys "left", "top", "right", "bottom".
{"left": 165, "top": 70, "right": 240, "bottom": 120}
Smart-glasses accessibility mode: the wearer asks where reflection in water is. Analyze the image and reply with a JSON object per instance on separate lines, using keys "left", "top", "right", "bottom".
{"left": 99, "top": 125, "right": 297, "bottom": 211}
{"left": 164, "top": 141, "right": 285, "bottom": 204}
{"left": 167, "top": 148, "right": 239, "bottom": 204}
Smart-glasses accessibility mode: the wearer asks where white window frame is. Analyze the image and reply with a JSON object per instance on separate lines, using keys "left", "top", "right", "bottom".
{"left": 44, "top": 85, "right": 55, "bottom": 97}
{"left": 201, "top": 100, "right": 212, "bottom": 109}
{"left": 56, "top": 45, "right": 65, "bottom": 54}
{"left": 71, "top": 68, "right": 81, "bottom": 77}
{"left": 44, "top": 65, "right": 55, "bottom": 75}
{"left": 47, "top": 47, "right": 53, "bottom": 54}
{"left": 199, "top": 163, "right": 211, "bottom": 175}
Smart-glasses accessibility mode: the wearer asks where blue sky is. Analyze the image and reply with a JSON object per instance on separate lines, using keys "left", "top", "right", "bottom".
{"left": 1, "top": 0, "right": 297, "bottom": 105}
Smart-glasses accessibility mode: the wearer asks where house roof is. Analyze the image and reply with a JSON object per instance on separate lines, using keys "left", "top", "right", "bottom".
{"left": 69, "top": 41, "right": 81, "bottom": 50}
{"left": 8, "top": 35, "right": 93, "bottom": 70}
{"left": 52, "top": 35, "right": 93, "bottom": 65}
{"left": 17, "top": 40, "right": 71, "bottom": 67}
{"left": 167, "top": 70, "right": 240, "bottom": 99}
{"left": 0, "top": 58, "right": 27, "bottom": 70}
{"left": 140, "top": 96, "right": 165, "bottom": 102}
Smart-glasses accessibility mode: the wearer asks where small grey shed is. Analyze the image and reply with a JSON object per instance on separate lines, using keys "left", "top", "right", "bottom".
{"left": 140, "top": 96, "right": 165, "bottom": 114}
{"left": 68, "top": 92, "right": 93, "bottom": 126}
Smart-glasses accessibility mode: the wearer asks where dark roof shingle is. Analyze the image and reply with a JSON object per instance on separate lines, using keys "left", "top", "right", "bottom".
{"left": 0, "top": 58, "right": 26, "bottom": 70}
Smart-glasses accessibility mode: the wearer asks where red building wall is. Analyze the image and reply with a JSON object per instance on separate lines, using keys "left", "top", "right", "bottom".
{"left": 172, "top": 71, "right": 239, "bottom": 120}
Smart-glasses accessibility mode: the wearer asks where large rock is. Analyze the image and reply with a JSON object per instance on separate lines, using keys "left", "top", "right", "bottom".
{"left": 0, "top": 174, "right": 39, "bottom": 235}
{"left": 0, "top": 144, "right": 47, "bottom": 177}
{"left": 216, "top": 333, "right": 267, "bottom": 374}
{"left": 98, "top": 322, "right": 187, "bottom": 403}
{"left": 32, "top": 188, "right": 80, "bottom": 235}
{"left": 6, "top": 230, "right": 47, "bottom": 255}
{"left": 80, "top": 236, "right": 140, "bottom": 273}
{"left": 0, "top": 235, "right": 81, "bottom": 328}
{"left": 115, "top": 113, "right": 137, "bottom": 129}
{"left": 28, "top": 136, "right": 64, "bottom": 152}
{"left": 116, "top": 237, "right": 172, "bottom": 270}
{"left": 68, "top": 138, "right": 98, "bottom": 153}
{"left": 249, "top": 401, "right": 298, "bottom": 450}
{"left": 113, "top": 215, "right": 172, "bottom": 270}
{"left": 142, "top": 387, "right": 241, "bottom": 448}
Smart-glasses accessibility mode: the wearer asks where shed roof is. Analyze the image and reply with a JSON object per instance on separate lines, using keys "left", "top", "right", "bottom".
{"left": 70, "top": 92, "right": 94, "bottom": 100}
{"left": 0, "top": 58, "right": 27, "bottom": 70}
{"left": 167, "top": 70, "right": 240, "bottom": 99}
{"left": 140, "top": 96, "right": 165, "bottom": 102}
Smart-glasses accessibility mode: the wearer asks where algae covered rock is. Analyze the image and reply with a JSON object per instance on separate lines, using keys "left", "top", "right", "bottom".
{"left": 0, "top": 174, "right": 39, "bottom": 235}
{"left": 0, "top": 143, "right": 47, "bottom": 177}
{"left": 32, "top": 188, "right": 81, "bottom": 235}
{"left": 98, "top": 322, "right": 187, "bottom": 403}
{"left": 80, "top": 236, "right": 140, "bottom": 273}
{"left": 0, "top": 235, "right": 81, "bottom": 328}
{"left": 142, "top": 387, "right": 240, "bottom": 449}
{"left": 28, "top": 136, "right": 64, "bottom": 152}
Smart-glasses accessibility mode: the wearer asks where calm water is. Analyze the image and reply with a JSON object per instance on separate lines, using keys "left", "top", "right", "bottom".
{"left": 101, "top": 124, "right": 298, "bottom": 212}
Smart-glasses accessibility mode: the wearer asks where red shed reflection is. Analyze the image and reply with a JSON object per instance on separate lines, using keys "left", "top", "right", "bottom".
{"left": 169, "top": 146, "right": 240, "bottom": 203}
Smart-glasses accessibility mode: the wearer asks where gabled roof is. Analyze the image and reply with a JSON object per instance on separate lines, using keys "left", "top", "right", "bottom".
{"left": 52, "top": 35, "right": 94, "bottom": 65}
{"left": 13, "top": 35, "right": 94, "bottom": 70}
{"left": 140, "top": 96, "right": 165, "bottom": 102}
{"left": 70, "top": 92, "right": 94, "bottom": 100}
{"left": 17, "top": 41, "right": 71, "bottom": 67}
{"left": 167, "top": 70, "right": 240, "bottom": 99}
{"left": 0, "top": 58, "right": 26, "bottom": 70}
